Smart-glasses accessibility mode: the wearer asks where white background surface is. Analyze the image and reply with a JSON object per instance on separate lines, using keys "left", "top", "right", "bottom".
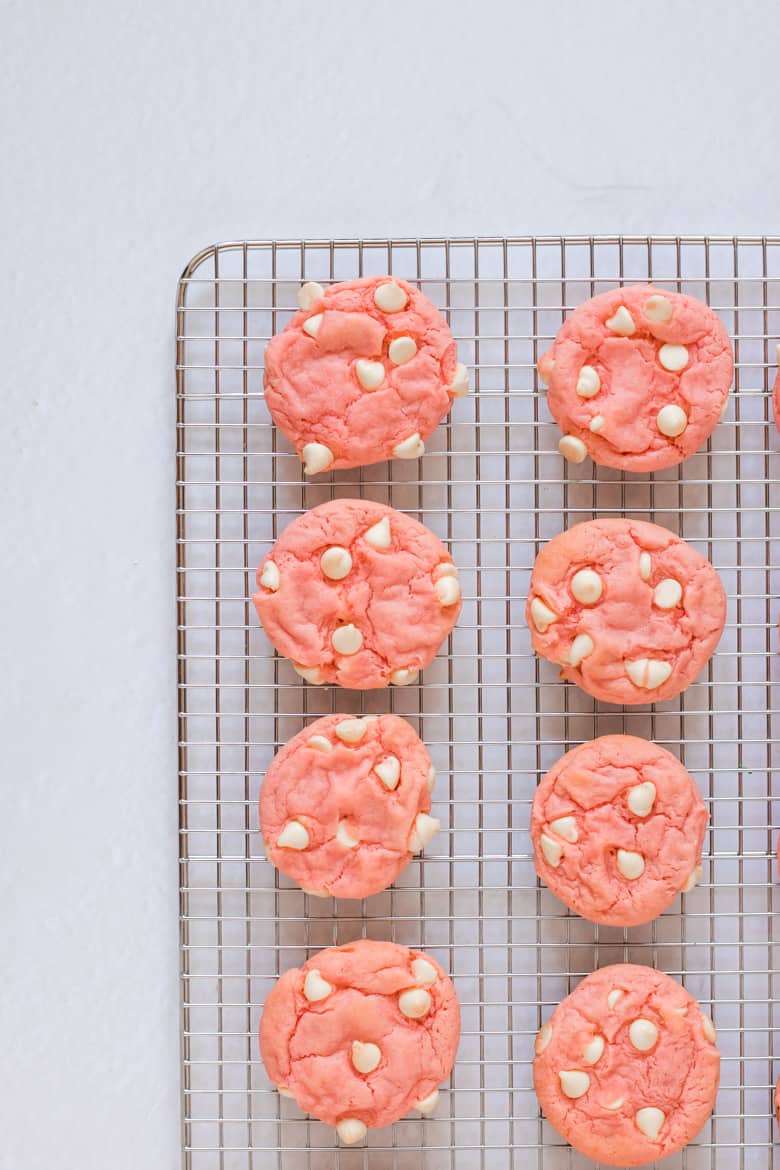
{"left": 1, "top": 2, "right": 778, "bottom": 1167}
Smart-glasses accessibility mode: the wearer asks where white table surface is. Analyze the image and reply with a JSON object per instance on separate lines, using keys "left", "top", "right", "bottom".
{"left": 1, "top": 2, "right": 778, "bottom": 1167}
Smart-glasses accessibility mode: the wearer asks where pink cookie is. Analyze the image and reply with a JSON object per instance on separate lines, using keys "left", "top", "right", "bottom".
{"left": 531, "top": 735, "right": 707, "bottom": 926}
{"left": 263, "top": 276, "right": 468, "bottom": 472}
{"left": 527, "top": 518, "right": 726, "bottom": 705}
{"left": 260, "top": 938, "right": 460, "bottom": 1143}
{"left": 534, "top": 964, "right": 719, "bottom": 1166}
{"left": 773, "top": 345, "right": 780, "bottom": 434}
{"left": 538, "top": 284, "right": 732, "bottom": 470}
{"left": 775, "top": 1077, "right": 780, "bottom": 1136}
{"left": 260, "top": 713, "right": 438, "bottom": 899}
{"left": 253, "top": 499, "right": 462, "bottom": 690}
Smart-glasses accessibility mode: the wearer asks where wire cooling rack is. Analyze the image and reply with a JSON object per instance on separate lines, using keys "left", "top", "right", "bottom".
{"left": 176, "top": 237, "right": 780, "bottom": 1170}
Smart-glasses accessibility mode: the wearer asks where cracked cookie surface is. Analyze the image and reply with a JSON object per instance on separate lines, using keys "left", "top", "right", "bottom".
{"left": 254, "top": 499, "right": 462, "bottom": 689}
{"left": 260, "top": 939, "right": 460, "bottom": 1139}
{"left": 263, "top": 276, "right": 467, "bottom": 471}
{"left": 261, "top": 713, "right": 438, "bottom": 899}
{"left": 531, "top": 735, "right": 707, "bottom": 926}
{"left": 526, "top": 518, "right": 726, "bottom": 705}
{"left": 534, "top": 964, "right": 719, "bottom": 1166}
{"left": 538, "top": 285, "right": 732, "bottom": 471}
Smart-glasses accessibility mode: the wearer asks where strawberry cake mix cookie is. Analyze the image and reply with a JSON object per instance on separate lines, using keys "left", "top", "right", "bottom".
{"left": 773, "top": 344, "right": 780, "bottom": 433}
{"left": 534, "top": 964, "right": 719, "bottom": 1166}
{"left": 531, "top": 735, "right": 707, "bottom": 926}
{"left": 261, "top": 938, "right": 460, "bottom": 1143}
{"left": 538, "top": 284, "right": 733, "bottom": 470}
{"left": 527, "top": 518, "right": 726, "bottom": 705}
{"left": 263, "top": 276, "right": 468, "bottom": 472}
{"left": 253, "top": 499, "right": 462, "bottom": 689}
{"left": 260, "top": 713, "right": 439, "bottom": 899}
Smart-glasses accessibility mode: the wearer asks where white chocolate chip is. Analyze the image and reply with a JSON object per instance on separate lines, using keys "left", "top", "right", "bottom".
{"left": 719, "top": 395, "right": 729, "bottom": 420}
{"left": 568, "top": 633, "right": 594, "bottom": 667}
{"left": 535, "top": 1022, "right": 553, "bottom": 1054}
{"left": 583, "top": 1035, "right": 605, "bottom": 1065}
{"left": 303, "top": 968, "right": 333, "bottom": 1002}
{"left": 302, "top": 888, "right": 329, "bottom": 898}
{"left": 607, "top": 989, "right": 624, "bottom": 1009}
{"left": 701, "top": 1014, "right": 717, "bottom": 1043}
{"left": 414, "top": 1089, "right": 439, "bottom": 1114}
{"left": 656, "top": 404, "right": 688, "bottom": 438}
{"left": 302, "top": 312, "right": 323, "bottom": 338}
{"left": 537, "top": 352, "right": 555, "bottom": 385}
{"left": 293, "top": 662, "right": 325, "bottom": 685}
{"left": 576, "top": 365, "right": 601, "bottom": 398}
{"left": 589, "top": 414, "right": 605, "bottom": 433}
{"left": 301, "top": 441, "right": 334, "bottom": 475}
{"left": 438, "top": 562, "right": 459, "bottom": 578}
{"left": 605, "top": 305, "right": 636, "bottom": 336}
{"left": 635, "top": 1107, "right": 665, "bottom": 1141}
{"left": 627, "top": 781, "right": 656, "bottom": 818}
{"left": 320, "top": 546, "right": 353, "bottom": 580}
{"left": 448, "top": 362, "right": 469, "bottom": 396}
{"left": 298, "top": 281, "right": 324, "bottom": 311}
{"left": 398, "top": 987, "right": 432, "bottom": 1019}
{"left": 351, "top": 1040, "right": 381, "bottom": 1074}
{"left": 530, "top": 597, "right": 558, "bottom": 633}
{"left": 658, "top": 343, "right": 689, "bottom": 373}
{"left": 259, "top": 560, "right": 280, "bottom": 591}
{"left": 374, "top": 280, "right": 408, "bottom": 313}
{"left": 540, "top": 833, "right": 563, "bottom": 868}
{"left": 604, "top": 1097, "right": 625, "bottom": 1111}
{"left": 616, "top": 848, "right": 645, "bottom": 880}
{"left": 653, "top": 578, "right": 682, "bottom": 609}
{"left": 331, "top": 624, "right": 363, "bottom": 655}
{"left": 629, "top": 1018, "right": 659, "bottom": 1052}
{"left": 336, "top": 1118, "right": 367, "bottom": 1145}
{"left": 393, "top": 432, "right": 425, "bottom": 459}
{"left": 277, "top": 1086, "right": 295, "bottom": 1098}
{"left": 683, "top": 864, "right": 703, "bottom": 893}
{"left": 426, "top": 765, "right": 436, "bottom": 792}
{"left": 674, "top": 1005, "right": 689, "bottom": 1016}
{"left": 550, "top": 816, "right": 578, "bottom": 843}
{"left": 308, "top": 735, "right": 332, "bottom": 753}
{"left": 355, "top": 358, "right": 385, "bottom": 391}
{"left": 277, "top": 821, "right": 309, "bottom": 851}
{"left": 408, "top": 813, "right": 440, "bottom": 853}
{"left": 639, "top": 552, "right": 652, "bottom": 581}
{"left": 559, "top": 434, "right": 587, "bottom": 463}
{"left": 436, "top": 576, "right": 461, "bottom": 606}
{"left": 559, "top": 1070, "right": 590, "bottom": 1099}
{"left": 644, "top": 294, "right": 673, "bottom": 323}
{"left": 334, "top": 718, "right": 368, "bottom": 745}
{"left": 375, "top": 755, "right": 401, "bottom": 790}
{"left": 570, "top": 568, "right": 603, "bottom": 605}
{"left": 364, "top": 516, "right": 391, "bottom": 548}
{"left": 337, "top": 820, "right": 358, "bottom": 848}
{"left": 388, "top": 336, "right": 417, "bottom": 365}
{"left": 411, "top": 958, "right": 438, "bottom": 986}
{"left": 625, "top": 658, "right": 672, "bottom": 690}
{"left": 390, "top": 667, "right": 419, "bottom": 686}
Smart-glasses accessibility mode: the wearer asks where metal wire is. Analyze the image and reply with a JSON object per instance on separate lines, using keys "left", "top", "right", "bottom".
{"left": 176, "top": 237, "right": 780, "bottom": 1169}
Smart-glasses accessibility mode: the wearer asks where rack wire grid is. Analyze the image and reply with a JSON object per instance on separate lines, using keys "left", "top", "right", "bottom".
{"left": 176, "top": 236, "right": 780, "bottom": 1170}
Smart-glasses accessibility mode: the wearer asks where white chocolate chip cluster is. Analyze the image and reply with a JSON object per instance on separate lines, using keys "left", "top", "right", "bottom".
{"left": 529, "top": 547, "right": 683, "bottom": 692}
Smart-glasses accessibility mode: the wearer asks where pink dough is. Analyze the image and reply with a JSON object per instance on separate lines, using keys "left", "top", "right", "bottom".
{"left": 260, "top": 713, "right": 437, "bottom": 899}
{"left": 539, "top": 285, "right": 732, "bottom": 471}
{"left": 260, "top": 939, "right": 460, "bottom": 1136}
{"left": 531, "top": 735, "right": 708, "bottom": 926}
{"left": 263, "top": 276, "right": 466, "bottom": 471}
{"left": 527, "top": 518, "right": 726, "bottom": 705}
{"left": 534, "top": 964, "right": 719, "bottom": 1166}
{"left": 773, "top": 347, "right": 780, "bottom": 434}
{"left": 253, "top": 499, "right": 462, "bottom": 689}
